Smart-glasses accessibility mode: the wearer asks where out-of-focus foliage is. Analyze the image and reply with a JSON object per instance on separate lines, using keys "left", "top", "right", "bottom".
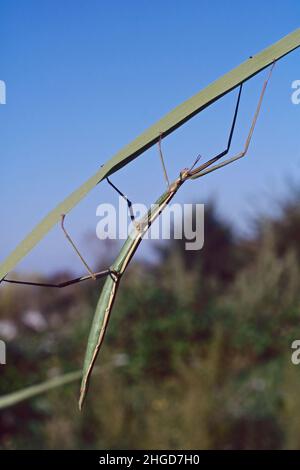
{"left": 1, "top": 190, "right": 300, "bottom": 450}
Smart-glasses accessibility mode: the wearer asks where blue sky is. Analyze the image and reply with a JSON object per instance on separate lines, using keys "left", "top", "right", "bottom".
{"left": 1, "top": 0, "right": 300, "bottom": 274}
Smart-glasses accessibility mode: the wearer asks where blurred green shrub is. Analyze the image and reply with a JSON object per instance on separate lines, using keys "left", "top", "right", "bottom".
{"left": 1, "top": 193, "right": 300, "bottom": 449}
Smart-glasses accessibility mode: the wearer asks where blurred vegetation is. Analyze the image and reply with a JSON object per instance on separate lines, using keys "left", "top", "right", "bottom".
{"left": 1, "top": 189, "right": 300, "bottom": 450}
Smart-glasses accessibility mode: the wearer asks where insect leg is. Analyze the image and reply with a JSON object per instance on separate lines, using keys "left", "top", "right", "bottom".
{"left": 157, "top": 133, "right": 171, "bottom": 189}
{"left": 190, "top": 62, "right": 275, "bottom": 179}
{"left": 61, "top": 214, "right": 96, "bottom": 280}
{"left": 1, "top": 269, "right": 111, "bottom": 288}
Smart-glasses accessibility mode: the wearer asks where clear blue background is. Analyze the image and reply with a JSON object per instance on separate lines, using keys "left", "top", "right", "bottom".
{"left": 1, "top": 0, "right": 300, "bottom": 274}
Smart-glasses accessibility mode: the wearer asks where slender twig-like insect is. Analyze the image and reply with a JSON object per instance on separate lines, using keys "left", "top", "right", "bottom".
{"left": 78, "top": 64, "right": 275, "bottom": 408}
{"left": 0, "top": 64, "right": 274, "bottom": 410}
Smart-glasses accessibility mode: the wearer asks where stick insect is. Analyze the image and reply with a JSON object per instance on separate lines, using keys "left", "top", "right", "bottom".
{"left": 1, "top": 62, "right": 275, "bottom": 409}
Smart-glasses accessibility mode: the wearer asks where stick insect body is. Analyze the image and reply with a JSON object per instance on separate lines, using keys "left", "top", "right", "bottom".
{"left": 79, "top": 64, "right": 274, "bottom": 408}
{"left": 1, "top": 64, "right": 275, "bottom": 409}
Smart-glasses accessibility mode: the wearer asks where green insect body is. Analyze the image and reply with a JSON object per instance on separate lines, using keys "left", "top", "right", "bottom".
{"left": 79, "top": 175, "right": 186, "bottom": 408}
